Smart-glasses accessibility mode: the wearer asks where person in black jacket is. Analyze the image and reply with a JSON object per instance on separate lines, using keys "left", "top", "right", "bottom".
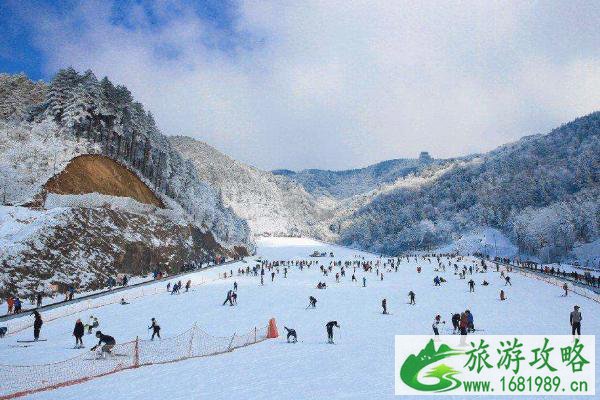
{"left": 32, "top": 311, "right": 43, "bottom": 341}
{"left": 326, "top": 321, "right": 340, "bottom": 344}
{"left": 148, "top": 318, "right": 161, "bottom": 340}
{"left": 92, "top": 331, "right": 116, "bottom": 357}
{"left": 451, "top": 313, "right": 460, "bottom": 334}
{"left": 284, "top": 326, "right": 297, "bottom": 343}
{"left": 408, "top": 291, "right": 416, "bottom": 305}
{"left": 73, "top": 318, "right": 85, "bottom": 348}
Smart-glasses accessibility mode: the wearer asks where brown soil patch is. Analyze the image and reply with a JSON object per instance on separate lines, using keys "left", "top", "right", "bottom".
{"left": 45, "top": 155, "right": 164, "bottom": 208}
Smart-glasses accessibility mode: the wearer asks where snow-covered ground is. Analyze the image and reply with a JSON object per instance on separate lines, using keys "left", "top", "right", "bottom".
{"left": 1, "top": 237, "right": 598, "bottom": 399}
{"left": 435, "top": 227, "right": 518, "bottom": 259}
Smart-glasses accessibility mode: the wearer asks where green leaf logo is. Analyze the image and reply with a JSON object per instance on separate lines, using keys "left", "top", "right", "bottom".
{"left": 400, "top": 339, "right": 464, "bottom": 392}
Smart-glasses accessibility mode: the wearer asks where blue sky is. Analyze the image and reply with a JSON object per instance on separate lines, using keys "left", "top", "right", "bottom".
{"left": 1, "top": 1, "right": 600, "bottom": 171}
{"left": 0, "top": 2, "right": 46, "bottom": 79}
{"left": 0, "top": 0, "right": 240, "bottom": 80}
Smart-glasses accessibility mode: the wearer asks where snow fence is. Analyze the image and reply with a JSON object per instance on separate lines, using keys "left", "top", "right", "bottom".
{"left": 0, "top": 323, "right": 270, "bottom": 399}
{"left": 490, "top": 260, "right": 600, "bottom": 303}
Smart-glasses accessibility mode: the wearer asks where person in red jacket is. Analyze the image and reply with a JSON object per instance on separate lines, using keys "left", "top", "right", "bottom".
{"left": 459, "top": 312, "right": 468, "bottom": 335}
{"left": 6, "top": 296, "right": 14, "bottom": 314}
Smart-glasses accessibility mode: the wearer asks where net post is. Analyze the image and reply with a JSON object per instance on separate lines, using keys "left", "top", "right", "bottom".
{"left": 133, "top": 336, "right": 140, "bottom": 368}
{"left": 188, "top": 324, "right": 196, "bottom": 357}
{"left": 228, "top": 333, "right": 236, "bottom": 351}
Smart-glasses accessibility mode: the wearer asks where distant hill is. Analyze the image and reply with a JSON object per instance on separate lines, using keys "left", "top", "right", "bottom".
{"left": 273, "top": 157, "right": 437, "bottom": 199}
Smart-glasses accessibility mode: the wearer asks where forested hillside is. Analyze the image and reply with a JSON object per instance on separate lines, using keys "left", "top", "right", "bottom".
{"left": 273, "top": 153, "right": 437, "bottom": 199}
{"left": 338, "top": 113, "right": 600, "bottom": 262}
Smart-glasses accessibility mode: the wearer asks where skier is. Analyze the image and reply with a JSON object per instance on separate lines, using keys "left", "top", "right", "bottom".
{"left": 432, "top": 315, "right": 444, "bottom": 336}
{"left": 73, "top": 319, "right": 85, "bottom": 348}
{"left": 185, "top": 280, "right": 191, "bottom": 292}
{"left": 36, "top": 293, "right": 42, "bottom": 308}
{"left": 148, "top": 318, "right": 161, "bottom": 340}
{"left": 434, "top": 276, "right": 441, "bottom": 286}
{"left": 408, "top": 291, "right": 416, "bottom": 305}
{"left": 284, "top": 326, "right": 297, "bottom": 343}
{"left": 468, "top": 279, "right": 475, "bottom": 292}
{"left": 351, "top": 274, "right": 356, "bottom": 282}
{"left": 271, "top": 271, "right": 275, "bottom": 282}
{"left": 562, "top": 283, "right": 568, "bottom": 296}
{"left": 326, "top": 321, "right": 340, "bottom": 344}
{"left": 231, "top": 292, "right": 238, "bottom": 305}
{"left": 500, "top": 289, "right": 506, "bottom": 301}
{"left": 570, "top": 305, "right": 582, "bottom": 336}
{"left": 308, "top": 296, "right": 317, "bottom": 308}
{"left": 87, "top": 316, "right": 99, "bottom": 334}
{"left": 32, "top": 311, "right": 43, "bottom": 341}
{"left": 91, "top": 331, "right": 116, "bottom": 358}
{"left": 362, "top": 277, "right": 366, "bottom": 287}
{"left": 505, "top": 276, "right": 512, "bottom": 286}
{"left": 451, "top": 313, "right": 460, "bottom": 334}
{"left": 466, "top": 310, "right": 474, "bottom": 332}
{"left": 222, "top": 290, "right": 233, "bottom": 306}
{"left": 120, "top": 298, "right": 129, "bottom": 305}
{"left": 234, "top": 281, "right": 238, "bottom": 291}
{"left": 382, "top": 298, "right": 388, "bottom": 314}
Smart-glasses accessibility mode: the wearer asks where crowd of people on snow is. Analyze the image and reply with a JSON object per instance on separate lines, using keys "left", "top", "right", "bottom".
{"left": 1, "top": 251, "right": 589, "bottom": 360}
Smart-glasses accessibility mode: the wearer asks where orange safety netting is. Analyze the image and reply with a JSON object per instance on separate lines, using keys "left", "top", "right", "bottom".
{"left": 0, "top": 323, "right": 270, "bottom": 399}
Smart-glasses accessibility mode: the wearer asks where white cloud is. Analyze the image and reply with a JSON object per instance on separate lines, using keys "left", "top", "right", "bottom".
{"left": 20, "top": 0, "right": 600, "bottom": 170}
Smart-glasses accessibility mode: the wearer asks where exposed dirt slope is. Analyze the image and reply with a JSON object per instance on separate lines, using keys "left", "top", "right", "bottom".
{"left": 44, "top": 155, "right": 164, "bottom": 208}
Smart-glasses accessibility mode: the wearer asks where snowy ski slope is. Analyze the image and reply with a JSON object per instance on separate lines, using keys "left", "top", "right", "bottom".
{"left": 1, "top": 237, "right": 598, "bottom": 399}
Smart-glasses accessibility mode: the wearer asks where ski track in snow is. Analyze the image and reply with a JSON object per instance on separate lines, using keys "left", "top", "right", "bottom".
{"left": 1, "top": 237, "right": 598, "bottom": 400}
